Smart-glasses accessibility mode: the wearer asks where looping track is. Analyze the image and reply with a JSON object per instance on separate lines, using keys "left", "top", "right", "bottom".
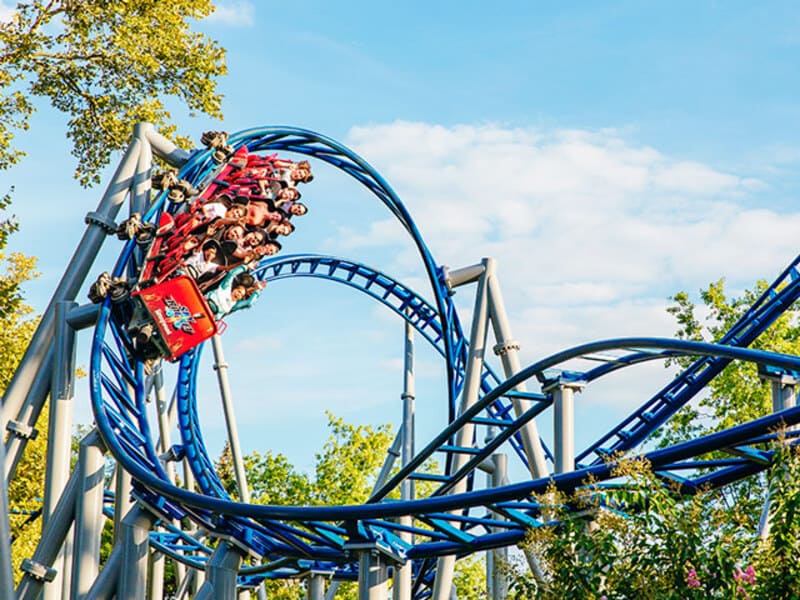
{"left": 90, "top": 127, "right": 800, "bottom": 582}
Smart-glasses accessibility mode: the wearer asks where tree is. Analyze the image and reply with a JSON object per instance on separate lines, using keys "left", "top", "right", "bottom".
{"left": 511, "top": 445, "right": 800, "bottom": 599}
{"left": 217, "top": 412, "right": 394, "bottom": 509}
{"left": 215, "top": 413, "right": 491, "bottom": 599}
{"left": 0, "top": 198, "right": 40, "bottom": 581}
{"left": 505, "top": 278, "right": 800, "bottom": 598}
{"left": 214, "top": 413, "right": 391, "bottom": 599}
{"left": 659, "top": 279, "right": 800, "bottom": 446}
{"left": 0, "top": 0, "right": 226, "bottom": 584}
{"left": 0, "top": 0, "right": 226, "bottom": 184}
{"left": 453, "top": 555, "right": 488, "bottom": 600}
{"left": 6, "top": 410, "right": 46, "bottom": 583}
{"left": 311, "top": 413, "right": 393, "bottom": 506}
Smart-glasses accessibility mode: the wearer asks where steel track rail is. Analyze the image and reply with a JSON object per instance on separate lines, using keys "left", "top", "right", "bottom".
{"left": 89, "top": 127, "right": 800, "bottom": 588}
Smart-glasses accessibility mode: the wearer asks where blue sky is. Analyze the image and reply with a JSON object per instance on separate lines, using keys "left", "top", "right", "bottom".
{"left": 5, "top": 1, "right": 800, "bottom": 478}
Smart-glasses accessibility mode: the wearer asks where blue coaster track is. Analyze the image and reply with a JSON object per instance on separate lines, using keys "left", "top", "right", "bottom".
{"left": 89, "top": 126, "right": 800, "bottom": 589}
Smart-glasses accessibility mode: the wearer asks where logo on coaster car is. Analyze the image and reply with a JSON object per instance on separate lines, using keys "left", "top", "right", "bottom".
{"left": 163, "top": 295, "right": 200, "bottom": 335}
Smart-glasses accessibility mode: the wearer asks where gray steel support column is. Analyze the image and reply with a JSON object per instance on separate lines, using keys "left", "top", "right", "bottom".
{"left": 194, "top": 586, "right": 214, "bottom": 600}
{"left": 211, "top": 335, "right": 251, "bottom": 503}
{"left": 4, "top": 127, "right": 143, "bottom": 476}
{"left": 487, "top": 453, "right": 508, "bottom": 600}
{"left": 3, "top": 123, "right": 188, "bottom": 480}
{"left": 72, "top": 431, "right": 107, "bottom": 600}
{"left": 192, "top": 535, "right": 207, "bottom": 593}
{"left": 117, "top": 506, "right": 157, "bottom": 600}
{"left": 154, "top": 369, "right": 177, "bottom": 482}
{"left": 204, "top": 541, "right": 244, "bottom": 600}
{"left": 257, "top": 583, "right": 268, "bottom": 600}
{"left": 486, "top": 264, "right": 548, "bottom": 478}
{"left": 5, "top": 345, "right": 54, "bottom": 478}
{"left": 59, "top": 528, "right": 74, "bottom": 600}
{"left": 149, "top": 550, "right": 165, "bottom": 600}
{"left": 140, "top": 122, "right": 192, "bottom": 165}
{"left": 131, "top": 127, "right": 153, "bottom": 216}
{"left": 373, "top": 434, "right": 402, "bottom": 494}
{"left": 306, "top": 572, "right": 327, "bottom": 600}
{"left": 182, "top": 459, "right": 197, "bottom": 512}
{"left": 155, "top": 384, "right": 180, "bottom": 447}
{"left": 0, "top": 423, "right": 12, "bottom": 600}
{"left": 394, "top": 319, "right": 415, "bottom": 600}
{"left": 84, "top": 547, "right": 121, "bottom": 600}
{"left": 551, "top": 382, "right": 584, "bottom": 474}
{"left": 771, "top": 375, "right": 797, "bottom": 421}
{"left": 114, "top": 465, "right": 133, "bottom": 545}
{"left": 173, "top": 548, "right": 187, "bottom": 592}
{"left": 355, "top": 547, "right": 390, "bottom": 600}
{"left": 43, "top": 301, "right": 77, "bottom": 600}
{"left": 16, "top": 469, "right": 79, "bottom": 600}
{"left": 432, "top": 259, "right": 492, "bottom": 600}
{"left": 443, "top": 264, "right": 485, "bottom": 288}
{"left": 152, "top": 370, "right": 187, "bottom": 588}
{"left": 65, "top": 302, "right": 101, "bottom": 330}
{"left": 324, "top": 581, "right": 341, "bottom": 599}
{"left": 174, "top": 568, "right": 196, "bottom": 600}
{"left": 759, "top": 372, "right": 798, "bottom": 538}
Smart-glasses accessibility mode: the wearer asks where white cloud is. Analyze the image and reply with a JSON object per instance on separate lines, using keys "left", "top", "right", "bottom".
{"left": 0, "top": 2, "right": 15, "bottom": 22}
{"left": 378, "top": 357, "right": 442, "bottom": 378}
{"left": 333, "top": 218, "right": 409, "bottom": 250}
{"left": 336, "top": 121, "right": 800, "bottom": 410}
{"left": 344, "top": 121, "right": 788, "bottom": 287}
{"left": 169, "top": 121, "right": 799, "bottom": 464}
{"left": 234, "top": 334, "right": 283, "bottom": 353}
{"left": 205, "top": 1, "right": 255, "bottom": 26}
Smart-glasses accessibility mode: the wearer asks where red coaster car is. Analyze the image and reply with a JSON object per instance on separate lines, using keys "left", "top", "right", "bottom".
{"left": 95, "top": 137, "right": 308, "bottom": 364}
{"left": 127, "top": 276, "right": 218, "bottom": 361}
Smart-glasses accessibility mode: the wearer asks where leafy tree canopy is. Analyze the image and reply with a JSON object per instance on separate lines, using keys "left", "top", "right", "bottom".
{"left": 515, "top": 446, "right": 800, "bottom": 599}
{"left": 0, "top": 0, "right": 226, "bottom": 184}
{"left": 217, "top": 411, "right": 394, "bottom": 507}
{"left": 509, "top": 278, "right": 800, "bottom": 598}
{"left": 215, "top": 412, "right": 484, "bottom": 599}
{"left": 658, "top": 278, "right": 800, "bottom": 447}
{"left": 0, "top": 210, "right": 39, "bottom": 581}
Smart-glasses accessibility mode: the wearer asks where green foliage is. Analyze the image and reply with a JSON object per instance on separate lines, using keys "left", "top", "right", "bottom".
{"left": 659, "top": 279, "right": 800, "bottom": 448}
{"left": 7, "top": 404, "right": 47, "bottom": 584}
{"left": 0, "top": 189, "right": 18, "bottom": 253}
{"left": 752, "top": 442, "right": 800, "bottom": 598}
{"left": 506, "top": 277, "right": 800, "bottom": 598}
{"left": 0, "top": 227, "right": 39, "bottom": 583}
{"left": 216, "top": 412, "right": 395, "bottom": 507}
{"left": 0, "top": 252, "right": 38, "bottom": 375}
{"left": 518, "top": 449, "right": 800, "bottom": 599}
{"left": 214, "top": 413, "right": 464, "bottom": 598}
{"left": 312, "top": 412, "right": 393, "bottom": 506}
{"left": 216, "top": 441, "right": 313, "bottom": 505}
{"left": 453, "top": 555, "right": 487, "bottom": 600}
{"left": 0, "top": 0, "right": 226, "bottom": 184}
{"left": 214, "top": 414, "right": 393, "bottom": 599}
{"left": 247, "top": 449, "right": 312, "bottom": 506}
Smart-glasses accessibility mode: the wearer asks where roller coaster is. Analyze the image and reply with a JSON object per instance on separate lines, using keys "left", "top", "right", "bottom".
{"left": 4, "top": 123, "right": 800, "bottom": 599}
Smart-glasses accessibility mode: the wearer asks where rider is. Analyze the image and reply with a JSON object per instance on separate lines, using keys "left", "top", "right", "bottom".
{"left": 204, "top": 265, "right": 266, "bottom": 318}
